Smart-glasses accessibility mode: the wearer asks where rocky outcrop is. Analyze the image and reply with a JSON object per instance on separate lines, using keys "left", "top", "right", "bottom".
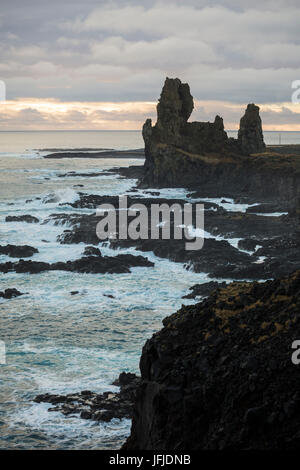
{"left": 5, "top": 215, "right": 39, "bottom": 224}
{"left": 44, "top": 149, "right": 145, "bottom": 159}
{"left": 0, "top": 254, "right": 154, "bottom": 274}
{"left": 142, "top": 78, "right": 230, "bottom": 185}
{"left": 48, "top": 193, "right": 300, "bottom": 281}
{"left": 182, "top": 281, "right": 227, "bottom": 299}
{"left": 0, "top": 288, "right": 24, "bottom": 299}
{"left": 0, "top": 244, "right": 38, "bottom": 258}
{"left": 139, "top": 78, "right": 300, "bottom": 207}
{"left": 124, "top": 269, "right": 300, "bottom": 450}
{"left": 34, "top": 372, "right": 140, "bottom": 423}
{"left": 238, "top": 104, "right": 266, "bottom": 154}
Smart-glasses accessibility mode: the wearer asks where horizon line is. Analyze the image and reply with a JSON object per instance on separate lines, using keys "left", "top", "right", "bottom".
{"left": 0, "top": 129, "right": 297, "bottom": 133}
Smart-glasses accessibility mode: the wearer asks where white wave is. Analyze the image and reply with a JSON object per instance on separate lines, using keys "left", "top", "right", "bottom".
{"left": 42, "top": 188, "right": 79, "bottom": 205}
{"left": 9, "top": 402, "right": 131, "bottom": 450}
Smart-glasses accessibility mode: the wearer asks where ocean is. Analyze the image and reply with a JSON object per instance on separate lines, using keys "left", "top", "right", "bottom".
{"left": 0, "top": 130, "right": 299, "bottom": 450}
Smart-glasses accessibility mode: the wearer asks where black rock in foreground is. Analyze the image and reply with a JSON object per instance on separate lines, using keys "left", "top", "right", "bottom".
{"left": 124, "top": 270, "right": 300, "bottom": 450}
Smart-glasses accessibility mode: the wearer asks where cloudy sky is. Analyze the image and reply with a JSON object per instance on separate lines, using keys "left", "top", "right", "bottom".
{"left": 0, "top": 0, "right": 300, "bottom": 130}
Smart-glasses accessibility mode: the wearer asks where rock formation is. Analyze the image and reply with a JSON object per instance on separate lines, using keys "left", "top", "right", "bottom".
{"left": 139, "top": 78, "right": 300, "bottom": 206}
{"left": 0, "top": 288, "right": 24, "bottom": 299}
{"left": 238, "top": 103, "right": 266, "bottom": 154}
{"left": 142, "top": 77, "right": 266, "bottom": 160}
{"left": 0, "top": 244, "right": 39, "bottom": 258}
{"left": 124, "top": 269, "right": 300, "bottom": 450}
{"left": 143, "top": 77, "right": 229, "bottom": 163}
{"left": 35, "top": 372, "right": 141, "bottom": 423}
{"left": 0, "top": 254, "right": 154, "bottom": 274}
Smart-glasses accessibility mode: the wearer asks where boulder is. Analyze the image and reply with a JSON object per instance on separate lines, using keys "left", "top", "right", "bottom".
{"left": 0, "top": 288, "right": 24, "bottom": 299}
{"left": 83, "top": 246, "right": 102, "bottom": 257}
{"left": 0, "top": 244, "right": 39, "bottom": 258}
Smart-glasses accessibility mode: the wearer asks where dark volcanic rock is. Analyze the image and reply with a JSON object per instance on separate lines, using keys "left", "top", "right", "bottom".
{"left": 34, "top": 372, "right": 141, "bottom": 422}
{"left": 124, "top": 270, "right": 300, "bottom": 450}
{"left": 0, "top": 288, "right": 24, "bottom": 299}
{"left": 58, "top": 171, "right": 103, "bottom": 178}
{"left": 0, "top": 254, "right": 154, "bottom": 275}
{"left": 58, "top": 165, "right": 144, "bottom": 181}
{"left": 238, "top": 239, "right": 259, "bottom": 252}
{"left": 44, "top": 149, "right": 145, "bottom": 159}
{"left": 142, "top": 78, "right": 229, "bottom": 188}
{"left": 138, "top": 78, "right": 300, "bottom": 208}
{"left": 0, "top": 244, "right": 39, "bottom": 258}
{"left": 238, "top": 104, "right": 266, "bottom": 155}
{"left": 49, "top": 194, "right": 299, "bottom": 281}
{"left": 5, "top": 214, "right": 39, "bottom": 223}
{"left": 246, "top": 203, "right": 288, "bottom": 214}
{"left": 183, "top": 281, "right": 227, "bottom": 299}
{"left": 83, "top": 246, "right": 102, "bottom": 257}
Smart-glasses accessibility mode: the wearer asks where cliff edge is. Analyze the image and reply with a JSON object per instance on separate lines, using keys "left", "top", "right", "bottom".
{"left": 124, "top": 269, "right": 300, "bottom": 450}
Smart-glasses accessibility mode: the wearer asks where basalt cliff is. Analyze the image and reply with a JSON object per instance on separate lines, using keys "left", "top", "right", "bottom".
{"left": 124, "top": 269, "right": 300, "bottom": 450}
{"left": 140, "top": 78, "right": 300, "bottom": 207}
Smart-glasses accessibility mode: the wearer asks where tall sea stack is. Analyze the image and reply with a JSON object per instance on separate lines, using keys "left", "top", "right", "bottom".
{"left": 238, "top": 103, "right": 266, "bottom": 154}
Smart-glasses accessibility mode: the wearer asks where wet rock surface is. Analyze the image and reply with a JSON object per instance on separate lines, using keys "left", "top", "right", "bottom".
{"left": 5, "top": 214, "right": 39, "bottom": 223}
{"left": 124, "top": 269, "right": 300, "bottom": 450}
{"left": 183, "top": 281, "right": 227, "bottom": 299}
{"left": 34, "top": 373, "right": 141, "bottom": 422}
{"left": 237, "top": 239, "right": 260, "bottom": 252}
{"left": 0, "top": 244, "right": 39, "bottom": 258}
{"left": 0, "top": 254, "right": 154, "bottom": 274}
{"left": 0, "top": 288, "right": 24, "bottom": 299}
{"left": 43, "top": 193, "right": 300, "bottom": 281}
{"left": 57, "top": 165, "right": 144, "bottom": 180}
{"left": 82, "top": 245, "right": 102, "bottom": 257}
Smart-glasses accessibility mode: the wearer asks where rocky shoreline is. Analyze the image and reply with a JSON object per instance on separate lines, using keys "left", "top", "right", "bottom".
{"left": 4, "top": 136, "right": 300, "bottom": 448}
{"left": 4, "top": 78, "right": 300, "bottom": 450}
{"left": 40, "top": 191, "right": 298, "bottom": 281}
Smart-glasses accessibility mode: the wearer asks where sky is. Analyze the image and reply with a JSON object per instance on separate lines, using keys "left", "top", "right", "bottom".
{"left": 0, "top": 0, "right": 300, "bottom": 130}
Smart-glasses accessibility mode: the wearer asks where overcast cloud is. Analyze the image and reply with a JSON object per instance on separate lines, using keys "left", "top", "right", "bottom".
{"left": 0, "top": 0, "right": 299, "bottom": 129}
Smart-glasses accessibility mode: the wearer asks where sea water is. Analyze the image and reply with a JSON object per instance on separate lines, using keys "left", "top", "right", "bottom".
{"left": 0, "top": 130, "right": 298, "bottom": 449}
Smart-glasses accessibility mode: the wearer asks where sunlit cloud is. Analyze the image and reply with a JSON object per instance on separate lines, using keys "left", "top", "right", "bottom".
{"left": 1, "top": 98, "right": 300, "bottom": 131}
{"left": 0, "top": 99, "right": 157, "bottom": 130}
